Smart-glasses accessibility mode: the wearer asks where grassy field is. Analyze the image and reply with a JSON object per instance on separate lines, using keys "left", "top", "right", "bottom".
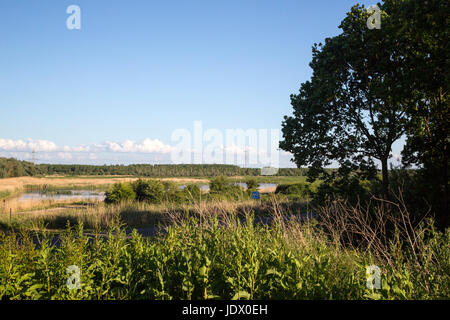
{"left": 1, "top": 175, "right": 447, "bottom": 300}
{"left": 0, "top": 196, "right": 307, "bottom": 232}
{"left": 0, "top": 197, "right": 448, "bottom": 300}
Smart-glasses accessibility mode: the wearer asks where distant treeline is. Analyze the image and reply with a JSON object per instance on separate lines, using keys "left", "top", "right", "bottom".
{"left": 0, "top": 157, "right": 37, "bottom": 178}
{"left": 0, "top": 157, "right": 308, "bottom": 178}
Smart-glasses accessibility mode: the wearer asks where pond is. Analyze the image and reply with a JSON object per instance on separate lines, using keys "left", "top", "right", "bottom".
{"left": 233, "top": 182, "right": 277, "bottom": 190}
{"left": 16, "top": 190, "right": 106, "bottom": 202}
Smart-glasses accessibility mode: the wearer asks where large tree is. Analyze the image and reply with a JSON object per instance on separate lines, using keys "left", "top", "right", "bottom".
{"left": 280, "top": 4, "right": 409, "bottom": 198}
{"left": 387, "top": 0, "right": 449, "bottom": 224}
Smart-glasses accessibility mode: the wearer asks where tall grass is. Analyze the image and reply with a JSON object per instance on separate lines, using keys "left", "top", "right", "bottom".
{"left": 0, "top": 196, "right": 448, "bottom": 300}
{"left": 0, "top": 197, "right": 308, "bottom": 232}
{"left": 0, "top": 201, "right": 166, "bottom": 231}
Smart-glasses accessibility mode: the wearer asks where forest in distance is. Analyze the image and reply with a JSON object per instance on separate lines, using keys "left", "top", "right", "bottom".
{"left": 0, "top": 157, "right": 309, "bottom": 178}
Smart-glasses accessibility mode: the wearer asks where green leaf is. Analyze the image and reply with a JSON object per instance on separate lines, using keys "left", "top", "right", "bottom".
{"left": 232, "top": 291, "right": 251, "bottom": 300}
{"left": 265, "top": 269, "right": 282, "bottom": 277}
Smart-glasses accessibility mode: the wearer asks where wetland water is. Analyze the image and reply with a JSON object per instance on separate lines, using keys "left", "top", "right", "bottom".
{"left": 1, "top": 190, "right": 106, "bottom": 213}
{"left": 17, "top": 190, "right": 106, "bottom": 202}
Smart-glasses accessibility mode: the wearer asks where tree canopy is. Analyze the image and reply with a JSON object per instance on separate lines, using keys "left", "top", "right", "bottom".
{"left": 280, "top": 0, "right": 448, "bottom": 205}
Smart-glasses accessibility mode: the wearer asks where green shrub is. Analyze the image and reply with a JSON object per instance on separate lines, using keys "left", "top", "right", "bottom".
{"left": 275, "top": 183, "right": 310, "bottom": 197}
{"left": 207, "top": 176, "right": 245, "bottom": 201}
{"left": 105, "top": 183, "right": 136, "bottom": 204}
{"left": 245, "top": 178, "right": 258, "bottom": 191}
{"left": 183, "top": 184, "right": 201, "bottom": 201}
{"left": 227, "top": 185, "right": 245, "bottom": 199}
{"left": 162, "top": 181, "right": 182, "bottom": 202}
{"left": 209, "top": 176, "right": 229, "bottom": 194}
{"left": 312, "top": 177, "right": 371, "bottom": 206}
{"left": 132, "top": 179, "right": 165, "bottom": 203}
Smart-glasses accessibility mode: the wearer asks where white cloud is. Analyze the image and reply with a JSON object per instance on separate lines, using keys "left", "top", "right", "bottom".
{"left": 222, "top": 144, "right": 248, "bottom": 155}
{"left": 0, "top": 137, "right": 295, "bottom": 167}
{"left": 104, "top": 138, "right": 173, "bottom": 153}
{"left": 62, "top": 145, "right": 91, "bottom": 152}
{"left": 0, "top": 138, "right": 58, "bottom": 152}
{"left": 57, "top": 152, "right": 73, "bottom": 160}
{"left": 39, "top": 153, "right": 53, "bottom": 161}
{"left": 0, "top": 137, "right": 173, "bottom": 156}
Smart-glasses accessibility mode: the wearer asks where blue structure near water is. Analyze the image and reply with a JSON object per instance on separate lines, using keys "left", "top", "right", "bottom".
{"left": 252, "top": 191, "right": 260, "bottom": 200}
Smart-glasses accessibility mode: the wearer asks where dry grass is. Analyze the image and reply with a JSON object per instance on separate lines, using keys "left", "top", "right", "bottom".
{"left": 158, "top": 177, "right": 209, "bottom": 183}
{"left": 316, "top": 192, "right": 436, "bottom": 269}
{"left": 258, "top": 186, "right": 277, "bottom": 193}
{"left": 0, "top": 201, "right": 165, "bottom": 231}
{"left": 0, "top": 176, "right": 134, "bottom": 195}
{"left": 1, "top": 197, "right": 101, "bottom": 214}
{"left": 0, "top": 197, "right": 300, "bottom": 232}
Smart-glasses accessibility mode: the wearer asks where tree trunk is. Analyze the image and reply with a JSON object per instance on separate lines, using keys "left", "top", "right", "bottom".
{"left": 381, "top": 157, "right": 389, "bottom": 199}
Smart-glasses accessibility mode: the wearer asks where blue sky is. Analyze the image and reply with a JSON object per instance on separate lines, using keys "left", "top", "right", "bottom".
{"left": 1, "top": 0, "right": 401, "bottom": 167}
